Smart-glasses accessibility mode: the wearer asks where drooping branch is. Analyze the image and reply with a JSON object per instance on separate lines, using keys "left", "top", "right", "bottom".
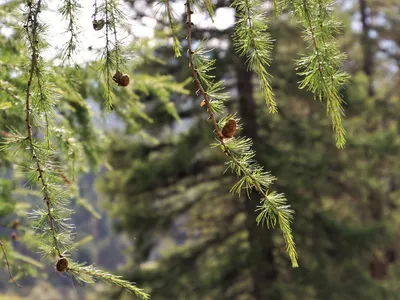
{"left": 186, "top": 5, "right": 223, "bottom": 142}
{"left": 27, "top": 2, "right": 53, "bottom": 149}
{"left": 162, "top": 0, "right": 183, "bottom": 57}
{"left": 3, "top": 2, "right": 149, "bottom": 296}
{"left": 284, "top": 0, "right": 349, "bottom": 148}
{"left": 94, "top": 0, "right": 127, "bottom": 109}
{"left": 232, "top": 0, "right": 277, "bottom": 112}
{"left": 68, "top": 263, "right": 150, "bottom": 299}
{"left": 110, "top": 3, "right": 120, "bottom": 72}
{"left": 185, "top": 0, "right": 298, "bottom": 267}
{"left": 59, "top": 0, "right": 81, "bottom": 62}
{"left": 104, "top": 0, "right": 113, "bottom": 108}
{"left": 24, "top": 0, "right": 63, "bottom": 258}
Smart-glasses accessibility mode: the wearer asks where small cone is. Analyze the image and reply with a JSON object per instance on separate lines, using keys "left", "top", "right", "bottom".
{"left": 55, "top": 257, "right": 69, "bottom": 273}
{"left": 222, "top": 119, "right": 237, "bottom": 139}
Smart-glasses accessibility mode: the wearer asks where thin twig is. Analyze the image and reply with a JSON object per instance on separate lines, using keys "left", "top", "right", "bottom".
{"left": 110, "top": 1, "right": 120, "bottom": 72}
{"left": 186, "top": 0, "right": 223, "bottom": 141}
{"left": 185, "top": 0, "right": 297, "bottom": 267}
{"left": 302, "top": 0, "right": 323, "bottom": 74}
{"left": 105, "top": 0, "right": 112, "bottom": 107}
{"left": 93, "top": 0, "right": 98, "bottom": 18}
{"left": 185, "top": 0, "right": 263, "bottom": 192}
{"left": 165, "top": 0, "right": 175, "bottom": 37}
{"left": 0, "top": 240, "right": 21, "bottom": 288}
{"left": 165, "top": 0, "right": 182, "bottom": 56}
{"left": 24, "top": 0, "right": 62, "bottom": 258}
{"left": 301, "top": 0, "right": 346, "bottom": 148}
{"left": 64, "top": 0, "right": 78, "bottom": 61}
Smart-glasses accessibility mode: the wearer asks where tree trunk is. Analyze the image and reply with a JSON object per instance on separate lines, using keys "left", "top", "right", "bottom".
{"left": 359, "top": 0, "right": 374, "bottom": 97}
{"left": 358, "top": 0, "right": 396, "bottom": 279}
{"left": 235, "top": 55, "right": 280, "bottom": 300}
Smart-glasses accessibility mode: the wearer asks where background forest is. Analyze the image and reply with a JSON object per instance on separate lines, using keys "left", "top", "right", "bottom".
{"left": 0, "top": 0, "right": 400, "bottom": 299}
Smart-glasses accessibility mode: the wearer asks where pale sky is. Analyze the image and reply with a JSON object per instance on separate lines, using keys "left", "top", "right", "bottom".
{"left": 38, "top": 0, "right": 235, "bottom": 64}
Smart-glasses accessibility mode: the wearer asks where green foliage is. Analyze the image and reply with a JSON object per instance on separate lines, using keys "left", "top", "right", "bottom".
{"left": 0, "top": 0, "right": 186, "bottom": 297}
{"left": 279, "top": 0, "right": 350, "bottom": 148}
{"left": 58, "top": 0, "right": 82, "bottom": 62}
{"left": 0, "top": 180, "right": 14, "bottom": 218}
{"left": 232, "top": 0, "right": 276, "bottom": 112}
{"left": 156, "top": 0, "right": 183, "bottom": 57}
{"left": 69, "top": 262, "right": 150, "bottom": 299}
{"left": 133, "top": 73, "right": 189, "bottom": 122}
{"left": 187, "top": 0, "right": 297, "bottom": 266}
{"left": 192, "top": 42, "right": 229, "bottom": 114}
{"left": 95, "top": 0, "right": 128, "bottom": 109}
{"left": 5, "top": 0, "right": 399, "bottom": 299}
{"left": 201, "top": 0, "right": 215, "bottom": 21}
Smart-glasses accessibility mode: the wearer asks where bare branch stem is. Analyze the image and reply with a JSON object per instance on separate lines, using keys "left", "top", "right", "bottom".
{"left": 185, "top": 0, "right": 264, "bottom": 193}
{"left": 24, "top": 0, "right": 61, "bottom": 258}
{"left": 0, "top": 240, "right": 21, "bottom": 288}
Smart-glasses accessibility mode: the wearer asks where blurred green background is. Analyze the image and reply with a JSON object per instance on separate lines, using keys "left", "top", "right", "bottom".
{"left": 0, "top": 0, "right": 400, "bottom": 299}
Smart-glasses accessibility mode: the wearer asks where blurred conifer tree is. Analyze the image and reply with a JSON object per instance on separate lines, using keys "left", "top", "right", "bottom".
{"left": 98, "top": 1, "right": 400, "bottom": 299}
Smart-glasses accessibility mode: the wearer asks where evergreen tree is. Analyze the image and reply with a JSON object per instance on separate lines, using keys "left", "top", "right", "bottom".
{"left": 2, "top": 0, "right": 398, "bottom": 298}
{"left": 0, "top": 0, "right": 184, "bottom": 296}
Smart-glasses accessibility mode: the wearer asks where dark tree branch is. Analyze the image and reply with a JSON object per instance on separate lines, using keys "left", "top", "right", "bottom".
{"left": 0, "top": 240, "right": 21, "bottom": 288}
